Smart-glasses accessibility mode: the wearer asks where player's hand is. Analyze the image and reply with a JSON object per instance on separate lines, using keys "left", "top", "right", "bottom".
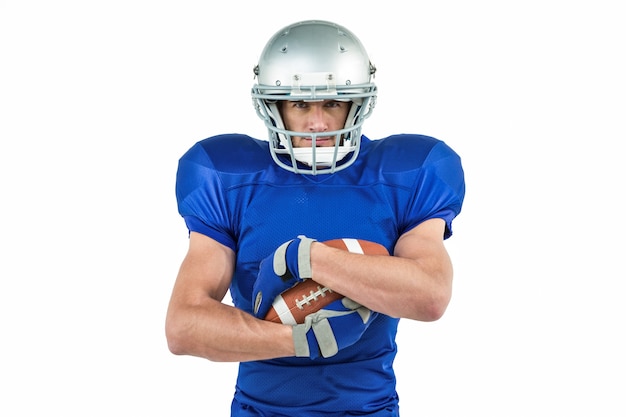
{"left": 253, "top": 235, "right": 317, "bottom": 318}
{"left": 292, "top": 297, "right": 377, "bottom": 359}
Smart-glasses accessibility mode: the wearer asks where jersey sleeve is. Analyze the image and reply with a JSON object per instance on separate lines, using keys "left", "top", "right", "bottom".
{"left": 405, "top": 140, "right": 465, "bottom": 239}
{"left": 175, "top": 140, "right": 237, "bottom": 251}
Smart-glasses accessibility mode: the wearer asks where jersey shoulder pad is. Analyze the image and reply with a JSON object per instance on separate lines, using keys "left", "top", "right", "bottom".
{"left": 366, "top": 134, "right": 456, "bottom": 171}
{"left": 181, "top": 134, "right": 272, "bottom": 174}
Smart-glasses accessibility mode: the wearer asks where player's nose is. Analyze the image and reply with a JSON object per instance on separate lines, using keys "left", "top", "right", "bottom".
{"left": 307, "top": 104, "right": 328, "bottom": 132}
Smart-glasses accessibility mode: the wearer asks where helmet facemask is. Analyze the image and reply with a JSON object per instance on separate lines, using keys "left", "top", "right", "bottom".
{"left": 251, "top": 21, "right": 377, "bottom": 175}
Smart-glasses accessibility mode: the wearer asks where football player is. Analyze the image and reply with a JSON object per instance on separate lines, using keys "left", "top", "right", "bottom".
{"left": 166, "top": 20, "right": 465, "bottom": 416}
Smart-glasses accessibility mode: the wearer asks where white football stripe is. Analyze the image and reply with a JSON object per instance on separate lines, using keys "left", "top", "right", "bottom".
{"left": 273, "top": 296, "right": 298, "bottom": 325}
{"left": 342, "top": 238, "right": 364, "bottom": 254}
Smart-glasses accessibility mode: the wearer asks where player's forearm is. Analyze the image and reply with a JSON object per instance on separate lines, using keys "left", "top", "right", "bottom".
{"left": 166, "top": 300, "right": 295, "bottom": 362}
{"left": 310, "top": 243, "right": 452, "bottom": 321}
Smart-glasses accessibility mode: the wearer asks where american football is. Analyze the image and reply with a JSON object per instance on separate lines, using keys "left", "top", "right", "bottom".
{"left": 264, "top": 238, "right": 389, "bottom": 324}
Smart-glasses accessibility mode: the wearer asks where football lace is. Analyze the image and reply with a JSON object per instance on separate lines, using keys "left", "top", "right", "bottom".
{"left": 295, "top": 286, "right": 334, "bottom": 310}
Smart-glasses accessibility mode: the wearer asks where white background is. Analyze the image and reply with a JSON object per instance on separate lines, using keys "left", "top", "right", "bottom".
{"left": 1, "top": 1, "right": 625, "bottom": 415}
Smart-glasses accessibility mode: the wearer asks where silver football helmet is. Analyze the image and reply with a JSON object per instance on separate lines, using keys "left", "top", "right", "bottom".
{"left": 252, "top": 20, "right": 377, "bottom": 175}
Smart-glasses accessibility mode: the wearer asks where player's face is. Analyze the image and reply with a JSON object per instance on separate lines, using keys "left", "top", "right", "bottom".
{"left": 281, "top": 100, "right": 350, "bottom": 148}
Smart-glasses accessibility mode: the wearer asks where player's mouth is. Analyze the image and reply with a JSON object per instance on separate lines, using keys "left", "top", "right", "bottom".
{"left": 301, "top": 136, "right": 335, "bottom": 147}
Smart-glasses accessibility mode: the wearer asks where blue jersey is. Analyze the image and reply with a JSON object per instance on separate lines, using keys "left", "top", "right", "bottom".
{"left": 175, "top": 134, "right": 465, "bottom": 416}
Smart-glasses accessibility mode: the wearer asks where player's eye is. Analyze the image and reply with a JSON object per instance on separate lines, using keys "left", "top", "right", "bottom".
{"left": 324, "top": 100, "right": 343, "bottom": 109}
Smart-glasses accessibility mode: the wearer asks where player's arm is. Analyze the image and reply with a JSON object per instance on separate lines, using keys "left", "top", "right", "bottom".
{"left": 309, "top": 218, "right": 453, "bottom": 321}
{"left": 165, "top": 231, "right": 295, "bottom": 362}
